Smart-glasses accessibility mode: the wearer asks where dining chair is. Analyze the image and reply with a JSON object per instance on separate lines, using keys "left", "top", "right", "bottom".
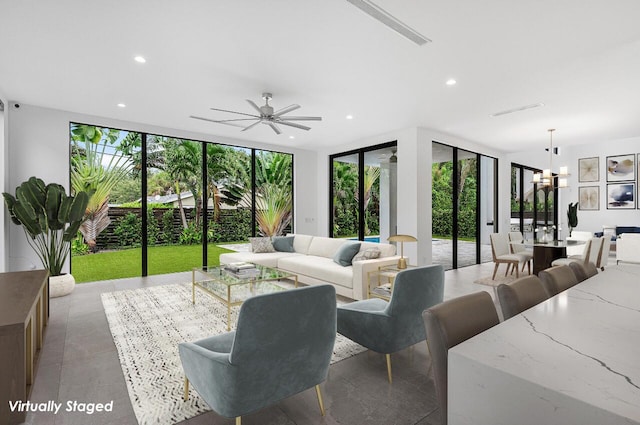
{"left": 489, "top": 233, "right": 522, "bottom": 279}
{"left": 507, "top": 231, "right": 533, "bottom": 275}
{"left": 538, "top": 265, "right": 579, "bottom": 297}
{"left": 551, "top": 237, "right": 600, "bottom": 267}
{"left": 337, "top": 265, "right": 444, "bottom": 383}
{"left": 596, "top": 237, "right": 611, "bottom": 270}
{"left": 497, "top": 275, "right": 549, "bottom": 320}
{"left": 568, "top": 261, "right": 598, "bottom": 282}
{"left": 179, "top": 285, "right": 336, "bottom": 424}
{"left": 422, "top": 292, "right": 500, "bottom": 425}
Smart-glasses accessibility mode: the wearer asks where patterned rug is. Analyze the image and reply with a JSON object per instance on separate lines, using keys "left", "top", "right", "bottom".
{"left": 101, "top": 283, "right": 366, "bottom": 425}
{"left": 473, "top": 274, "right": 518, "bottom": 287}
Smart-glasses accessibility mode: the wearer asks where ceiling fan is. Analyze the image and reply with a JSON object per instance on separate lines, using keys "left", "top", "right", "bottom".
{"left": 190, "top": 92, "right": 322, "bottom": 135}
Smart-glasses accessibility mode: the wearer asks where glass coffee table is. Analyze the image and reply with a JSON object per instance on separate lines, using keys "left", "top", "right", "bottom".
{"left": 192, "top": 264, "right": 298, "bottom": 331}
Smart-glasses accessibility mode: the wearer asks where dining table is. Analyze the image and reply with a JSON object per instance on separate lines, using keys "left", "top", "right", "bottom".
{"left": 448, "top": 264, "right": 640, "bottom": 425}
{"left": 517, "top": 239, "right": 584, "bottom": 274}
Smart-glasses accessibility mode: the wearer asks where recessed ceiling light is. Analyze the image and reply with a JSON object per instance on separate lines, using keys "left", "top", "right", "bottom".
{"left": 134, "top": 56, "right": 146, "bottom": 63}
{"left": 289, "top": 136, "right": 295, "bottom": 139}
{"left": 117, "top": 103, "right": 126, "bottom": 108}
{"left": 346, "top": 115, "right": 354, "bottom": 120}
{"left": 446, "top": 79, "right": 457, "bottom": 86}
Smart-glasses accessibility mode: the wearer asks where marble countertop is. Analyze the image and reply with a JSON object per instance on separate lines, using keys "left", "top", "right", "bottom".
{"left": 449, "top": 264, "right": 640, "bottom": 425}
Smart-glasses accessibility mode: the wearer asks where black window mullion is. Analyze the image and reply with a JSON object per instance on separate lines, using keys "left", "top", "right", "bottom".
{"left": 202, "top": 142, "right": 208, "bottom": 267}
{"left": 251, "top": 149, "right": 256, "bottom": 237}
{"left": 452, "top": 149, "right": 458, "bottom": 269}
{"left": 475, "top": 153, "right": 481, "bottom": 264}
{"left": 358, "top": 151, "right": 365, "bottom": 241}
{"left": 141, "top": 133, "right": 148, "bottom": 277}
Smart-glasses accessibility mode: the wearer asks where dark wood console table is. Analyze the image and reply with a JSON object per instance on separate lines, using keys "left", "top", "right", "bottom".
{"left": 0, "top": 270, "right": 49, "bottom": 425}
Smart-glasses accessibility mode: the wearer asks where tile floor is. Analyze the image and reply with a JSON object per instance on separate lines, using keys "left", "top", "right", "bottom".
{"left": 24, "top": 261, "right": 511, "bottom": 425}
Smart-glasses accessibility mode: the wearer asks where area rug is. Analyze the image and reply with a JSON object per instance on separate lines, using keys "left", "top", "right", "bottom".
{"left": 473, "top": 274, "right": 518, "bottom": 287}
{"left": 101, "top": 283, "right": 366, "bottom": 425}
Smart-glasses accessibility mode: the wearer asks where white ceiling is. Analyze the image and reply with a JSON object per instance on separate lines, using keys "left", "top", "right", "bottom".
{"left": 2, "top": 0, "right": 640, "bottom": 153}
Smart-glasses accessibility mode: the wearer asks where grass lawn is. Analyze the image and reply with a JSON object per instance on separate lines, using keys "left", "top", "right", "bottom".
{"left": 71, "top": 244, "right": 235, "bottom": 283}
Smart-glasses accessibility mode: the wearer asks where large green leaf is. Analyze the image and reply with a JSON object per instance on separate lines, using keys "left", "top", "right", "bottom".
{"left": 69, "top": 191, "right": 89, "bottom": 222}
{"left": 45, "top": 184, "right": 64, "bottom": 230}
{"left": 13, "top": 201, "right": 42, "bottom": 237}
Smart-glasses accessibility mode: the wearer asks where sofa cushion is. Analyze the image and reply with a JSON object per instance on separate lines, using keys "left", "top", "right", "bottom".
{"left": 219, "top": 252, "right": 301, "bottom": 268}
{"left": 277, "top": 256, "right": 353, "bottom": 288}
{"left": 333, "top": 242, "right": 361, "bottom": 266}
{"left": 353, "top": 247, "right": 381, "bottom": 262}
{"left": 249, "top": 237, "right": 275, "bottom": 253}
{"left": 272, "top": 236, "right": 295, "bottom": 252}
{"left": 288, "top": 234, "right": 314, "bottom": 255}
{"left": 359, "top": 241, "right": 396, "bottom": 257}
{"left": 307, "top": 237, "right": 348, "bottom": 258}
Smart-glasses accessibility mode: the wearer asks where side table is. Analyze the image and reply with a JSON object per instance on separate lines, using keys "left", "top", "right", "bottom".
{"left": 367, "top": 264, "right": 415, "bottom": 300}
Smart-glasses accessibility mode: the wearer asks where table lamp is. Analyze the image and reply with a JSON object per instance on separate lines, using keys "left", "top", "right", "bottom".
{"left": 387, "top": 234, "right": 417, "bottom": 269}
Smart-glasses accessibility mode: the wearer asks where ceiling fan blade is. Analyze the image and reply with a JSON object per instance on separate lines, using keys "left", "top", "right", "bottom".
{"left": 209, "top": 107, "right": 260, "bottom": 118}
{"left": 246, "top": 99, "right": 263, "bottom": 115}
{"left": 241, "top": 120, "right": 262, "bottom": 132}
{"left": 267, "top": 122, "right": 282, "bottom": 135}
{"left": 273, "top": 104, "right": 300, "bottom": 117}
{"left": 189, "top": 115, "right": 247, "bottom": 128}
{"left": 276, "top": 116, "right": 322, "bottom": 121}
{"left": 277, "top": 121, "right": 311, "bottom": 131}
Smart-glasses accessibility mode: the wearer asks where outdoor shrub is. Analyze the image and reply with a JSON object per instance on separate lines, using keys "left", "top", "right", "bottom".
{"left": 146, "top": 210, "right": 159, "bottom": 246}
{"left": 114, "top": 213, "right": 141, "bottom": 247}
{"left": 179, "top": 222, "right": 202, "bottom": 245}
{"left": 71, "top": 232, "right": 89, "bottom": 256}
{"left": 161, "top": 210, "right": 175, "bottom": 244}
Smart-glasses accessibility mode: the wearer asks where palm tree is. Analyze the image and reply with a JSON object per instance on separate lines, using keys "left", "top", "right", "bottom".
{"left": 163, "top": 139, "right": 200, "bottom": 229}
{"left": 70, "top": 125, "right": 132, "bottom": 252}
{"left": 256, "top": 184, "right": 292, "bottom": 236}
{"left": 355, "top": 166, "right": 380, "bottom": 235}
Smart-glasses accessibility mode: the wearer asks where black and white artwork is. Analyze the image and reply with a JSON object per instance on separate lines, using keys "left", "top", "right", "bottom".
{"left": 606, "top": 154, "right": 635, "bottom": 182}
{"left": 607, "top": 183, "right": 635, "bottom": 209}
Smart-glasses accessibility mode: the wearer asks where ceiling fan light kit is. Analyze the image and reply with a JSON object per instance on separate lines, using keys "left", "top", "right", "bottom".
{"left": 191, "top": 92, "right": 322, "bottom": 135}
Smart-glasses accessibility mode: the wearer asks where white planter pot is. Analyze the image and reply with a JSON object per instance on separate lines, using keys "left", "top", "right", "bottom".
{"left": 49, "top": 274, "right": 75, "bottom": 298}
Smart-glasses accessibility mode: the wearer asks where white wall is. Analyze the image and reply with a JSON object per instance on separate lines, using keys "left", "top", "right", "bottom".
{"left": 317, "top": 126, "right": 505, "bottom": 267}
{"left": 507, "top": 136, "right": 640, "bottom": 239}
{"left": 0, "top": 92, "right": 6, "bottom": 272}
{"left": 5, "top": 103, "right": 318, "bottom": 272}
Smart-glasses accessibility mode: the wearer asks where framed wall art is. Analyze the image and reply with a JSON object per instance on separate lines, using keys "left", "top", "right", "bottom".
{"left": 578, "top": 157, "right": 599, "bottom": 182}
{"left": 606, "top": 183, "right": 635, "bottom": 209}
{"left": 578, "top": 186, "right": 599, "bottom": 210}
{"left": 606, "top": 154, "right": 635, "bottom": 182}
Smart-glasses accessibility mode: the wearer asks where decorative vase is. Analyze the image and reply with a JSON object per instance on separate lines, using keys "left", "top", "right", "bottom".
{"left": 49, "top": 274, "right": 75, "bottom": 298}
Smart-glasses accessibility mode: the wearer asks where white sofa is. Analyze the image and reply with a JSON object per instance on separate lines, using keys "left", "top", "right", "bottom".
{"left": 616, "top": 233, "right": 640, "bottom": 264}
{"left": 219, "top": 234, "right": 399, "bottom": 300}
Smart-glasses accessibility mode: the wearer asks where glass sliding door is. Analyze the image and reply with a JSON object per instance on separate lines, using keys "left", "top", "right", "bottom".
{"left": 330, "top": 142, "right": 397, "bottom": 242}
{"left": 146, "top": 135, "right": 204, "bottom": 276}
{"left": 331, "top": 153, "right": 359, "bottom": 239}
{"left": 456, "top": 149, "right": 478, "bottom": 268}
{"left": 432, "top": 142, "right": 497, "bottom": 270}
{"left": 511, "top": 163, "right": 558, "bottom": 241}
{"left": 69, "top": 124, "right": 142, "bottom": 283}
{"left": 254, "top": 149, "right": 294, "bottom": 237}
{"left": 431, "top": 143, "right": 454, "bottom": 270}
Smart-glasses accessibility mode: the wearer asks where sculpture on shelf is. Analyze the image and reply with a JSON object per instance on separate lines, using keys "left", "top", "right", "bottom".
{"left": 567, "top": 202, "right": 579, "bottom": 237}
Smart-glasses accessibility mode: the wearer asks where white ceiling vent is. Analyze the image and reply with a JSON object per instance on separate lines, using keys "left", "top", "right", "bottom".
{"left": 490, "top": 103, "right": 545, "bottom": 117}
{"left": 346, "top": 0, "right": 431, "bottom": 46}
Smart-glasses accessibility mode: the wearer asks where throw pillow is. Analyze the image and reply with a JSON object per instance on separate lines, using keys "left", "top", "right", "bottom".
{"left": 272, "top": 236, "right": 295, "bottom": 252}
{"left": 352, "top": 247, "right": 381, "bottom": 262}
{"left": 333, "top": 242, "right": 361, "bottom": 267}
{"left": 249, "top": 237, "right": 275, "bottom": 253}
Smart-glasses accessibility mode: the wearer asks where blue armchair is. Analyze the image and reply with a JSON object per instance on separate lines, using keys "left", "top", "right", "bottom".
{"left": 337, "top": 265, "right": 444, "bottom": 382}
{"left": 179, "top": 285, "right": 337, "bottom": 424}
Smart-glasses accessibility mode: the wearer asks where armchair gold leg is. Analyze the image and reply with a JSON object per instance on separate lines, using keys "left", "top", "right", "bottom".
{"left": 315, "top": 384, "right": 325, "bottom": 416}
{"left": 386, "top": 353, "right": 393, "bottom": 383}
{"left": 236, "top": 417, "right": 241, "bottom": 425}
{"left": 184, "top": 377, "right": 189, "bottom": 401}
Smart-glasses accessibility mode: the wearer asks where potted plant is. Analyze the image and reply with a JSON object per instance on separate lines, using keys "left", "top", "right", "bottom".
{"left": 3, "top": 177, "right": 88, "bottom": 297}
{"left": 567, "top": 202, "right": 579, "bottom": 237}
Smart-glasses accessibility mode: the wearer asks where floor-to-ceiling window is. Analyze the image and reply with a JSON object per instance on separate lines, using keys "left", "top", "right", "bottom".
{"left": 329, "top": 142, "right": 397, "bottom": 242}
{"left": 69, "top": 123, "right": 294, "bottom": 283}
{"left": 432, "top": 142, "right": 497, "bottom": 270}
